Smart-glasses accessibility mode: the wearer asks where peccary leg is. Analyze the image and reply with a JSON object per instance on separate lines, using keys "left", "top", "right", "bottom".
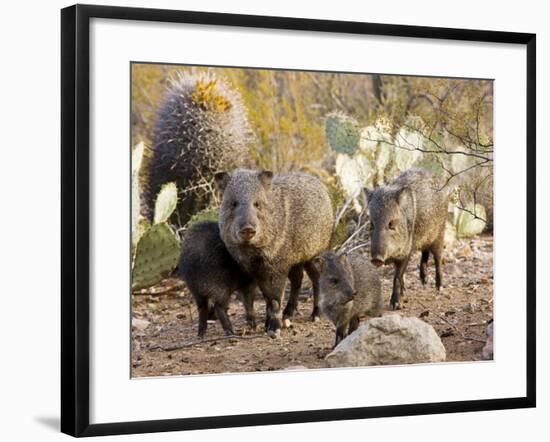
{"left": 420, "top": 250, "right": 429, "bottom": 286}
{"left": 214, "top": 297, "right": 234, "bottom": 336}
{"left": 241, "top": 283, "right": 257, "bottom": 330}
{"left": 390, "top": 256, "right": 410, "bottom": 310}
{"left": 196, "top": 296, "right": 209, "bottom": 338}
{"left": 304, "top": 261, "right": 321, "bottom": 322}
{"left": 431, "top": 242, "right": 443, "bottom": 290}
{"left": 348, "top": 315, "right": 360, "bottom": 335}
{"left": 335, "top": 324, "right": 348, "bottom": 347}
{"left": 283, "top": 264, "right": 304, "bottom": 322}
{"left": 207, "top": 305, "right": 217, "bottom": 321}
{"left": 259, "top": 275, "right": 287, "bottom": 337}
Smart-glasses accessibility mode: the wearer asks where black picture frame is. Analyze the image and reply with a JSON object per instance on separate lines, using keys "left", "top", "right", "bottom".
{"left": 61, "top": 4, "right": 536, "bottom": 437}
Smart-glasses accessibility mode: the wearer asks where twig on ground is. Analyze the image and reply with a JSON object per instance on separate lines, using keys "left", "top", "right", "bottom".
{"left": 416, "top": 300, "right": 486, "bottom": 343}
{"left": 148, "top": 334, "right": 268, "bottom": 351}
{"left": 132, "top": 283, "right": 183, "bottom": 296}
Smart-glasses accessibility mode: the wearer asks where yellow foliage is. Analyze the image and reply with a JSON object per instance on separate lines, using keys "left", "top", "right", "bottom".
{"left": 191, "top": 80, "right": 232, "bottom": 112}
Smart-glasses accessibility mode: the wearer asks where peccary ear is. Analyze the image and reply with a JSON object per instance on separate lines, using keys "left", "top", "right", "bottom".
{"left": 363, "top": 187, "right": 374, "bottom": 203}
{"left": 396, "top": 186, "right": 413, "bottom": 206}
{"left": 257, "top": 170, "right": 273, "bottom": 190}
{"left": 338, "top": 253, "right": 349, "bottom": 266}
{"left": 214, "top": 172, "right": 230, "bottom": 192}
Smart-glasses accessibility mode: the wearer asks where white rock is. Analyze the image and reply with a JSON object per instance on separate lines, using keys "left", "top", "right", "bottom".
{"left": 132, "top": 318, "right": 150, "bottom": 331}
{"left": 482, "top": 320, "right": 494, "bottom": 360}
{"left": 325, "top": 314, "right": 446, "bottom": 367}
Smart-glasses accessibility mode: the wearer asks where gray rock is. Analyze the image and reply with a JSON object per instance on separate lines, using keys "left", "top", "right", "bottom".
{"left": 481, "top": 320, "right": 494, "bottom": 360}
{"left": 325, "top": 314, "right": 446, "bottom": 367}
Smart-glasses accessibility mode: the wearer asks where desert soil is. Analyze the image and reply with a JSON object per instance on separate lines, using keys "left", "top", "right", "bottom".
{"left": 131, "top": 234, "right": 493, "bottom": 378}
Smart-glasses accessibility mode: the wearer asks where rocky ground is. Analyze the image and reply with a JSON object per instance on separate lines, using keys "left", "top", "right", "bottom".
{"left": 131, "top": 234, "right": 493, "bottom": 377}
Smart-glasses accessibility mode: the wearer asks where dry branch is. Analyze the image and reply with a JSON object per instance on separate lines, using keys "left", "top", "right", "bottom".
{"left": 148, "top": 333, "right": 268, "bottom": 351}
{"left": 416, "top": 300, "right": 486, "bottom": 344}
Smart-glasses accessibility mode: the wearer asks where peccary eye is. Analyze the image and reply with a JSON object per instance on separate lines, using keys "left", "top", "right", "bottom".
{"left": 388, "top": 220, "right": 396, "bottom": 230}
{"left": 231, "top": 201, "right": 238, "bottom": 209}
{"left": 254, "top": 201, "right": 260, "bottom": 209}
{"left": 330, "top": 277, "right": 340, "bottom": 285}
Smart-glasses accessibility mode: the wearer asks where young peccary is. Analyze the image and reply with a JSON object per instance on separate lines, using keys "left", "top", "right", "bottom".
{"left": 316, "top": 251, "right": 383, "bottom": 347}
{"left": 215, "top": 169, "right": 334, "bottom": 337}
{"left": 364, "top": 168, "right": 450, "bottom": 310}
{"left": 178, "top": 221, "right": 257, "bottom": 338}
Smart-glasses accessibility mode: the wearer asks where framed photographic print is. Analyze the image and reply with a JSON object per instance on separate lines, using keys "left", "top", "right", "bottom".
{"left": 61, "top": 4, "right": 536, "bottom": 437}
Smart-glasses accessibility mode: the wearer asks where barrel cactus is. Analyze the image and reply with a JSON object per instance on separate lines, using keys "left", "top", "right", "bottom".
{"left": 144, "top": 72, "right": 253, "bottom": 226}
{"left": 132, "top": 182, "right": 181, "bottom": 290}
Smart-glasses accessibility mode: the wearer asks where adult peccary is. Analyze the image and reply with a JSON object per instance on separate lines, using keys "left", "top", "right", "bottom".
{"left": 316, "top": 251, "right": 383, "bottom": 347}
{"left": 215, "top": 169, "right": 334, "bottom": 337}
{"left": 364, "top": 168, "right": 450, "bottom": 310}
{"left": 178, "top": 221, "right": 257, "bottom": 337}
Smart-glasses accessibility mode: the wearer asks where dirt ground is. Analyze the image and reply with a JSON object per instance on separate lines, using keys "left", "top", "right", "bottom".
{"left": 131, "top": 234, "right": 493, "bottom": 378}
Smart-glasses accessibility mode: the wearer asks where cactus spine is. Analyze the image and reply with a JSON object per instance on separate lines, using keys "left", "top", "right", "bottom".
{"left": 144, "top": 72, "right": 252, "bottom": 227}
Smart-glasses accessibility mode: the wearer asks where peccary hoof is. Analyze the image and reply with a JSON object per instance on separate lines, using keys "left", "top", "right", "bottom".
{"left": 390, "top": 301, "right": 401, "bottom": 310}
{"left": 311, "top": 315, "right": 321, "bottom": 323}
{"left": 282, "top": 306, "right": 297, "bottom": 320}
{"left": 282, "top": 318, "right": 292, "bottom": 328}
{"left": 246, "top": 316, "right": 257, "bottom": 330}
{"left": 266, "top": 317, "right": 282, "bottom": 338}
{"left": 267, "top": 328, "right": 281, "bottom": 339}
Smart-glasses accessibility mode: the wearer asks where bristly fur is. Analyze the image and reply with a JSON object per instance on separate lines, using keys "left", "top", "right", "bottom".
{"left": 216, "top": 169, "right": 335, "bottom": 335}
{"left": 365, "top": 168, "right": 450, "bottom": 309}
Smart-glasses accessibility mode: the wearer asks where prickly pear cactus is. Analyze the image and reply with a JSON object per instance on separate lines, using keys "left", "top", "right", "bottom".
{"left": 132, "top": 141, "right": 145, "bottom": 243}
{"left": 154, "top": 182, "right": 178, "bottom": 224}
{"left": 325, "top": 112, "right": 360, "bottom": 155}
{"left": 359, "top": 121, "right": 393, "bottom": 186}
{"left": 455, "top": 203, "right": 487, "bottom": 238}
{"left": 334, "top": 153, "right": 372, "bottom": 210}
{"left": 132, "top": 223, "right": 181, "bottom": 290}
{"left": 132, "top": 181, "right": 181, "bottom": 290}
{"left": 394, "top": 125, "right": 423, "bottom": 172}
{"left": 185, "top": 206, "right": 220, "bottom": 228}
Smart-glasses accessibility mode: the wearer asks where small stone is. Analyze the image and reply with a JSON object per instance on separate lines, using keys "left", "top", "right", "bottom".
{"left": 132, "top": 318, "right": 150, "bottom": 331}
{"left": 457, "top": 244, "right": 473, "bottom": 258}
{"left": 482, "top": 320, "right": 494, "bottom": 360}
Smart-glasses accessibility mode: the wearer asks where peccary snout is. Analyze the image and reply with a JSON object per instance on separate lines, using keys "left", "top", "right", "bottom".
{"left": 239, "top": 225, "right": 257, "bottom": 241}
